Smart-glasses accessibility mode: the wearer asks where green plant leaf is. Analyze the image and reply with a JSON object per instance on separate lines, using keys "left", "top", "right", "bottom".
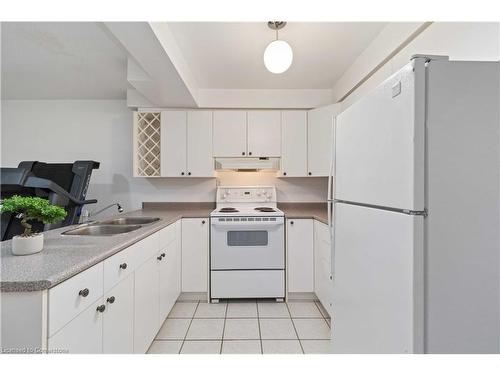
{"left": 1, "top": 195, "right": 67, "bottom": 236}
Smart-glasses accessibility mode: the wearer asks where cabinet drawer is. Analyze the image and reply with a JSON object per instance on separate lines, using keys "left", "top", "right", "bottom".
{"left": 48, "top": 263, "right": 104, "bottom": 337}
{"left": 211, "top": 270, "right": 285, "bottom": 299}
{"left": 103, "top": 245, "right": 136, "bottom": 292}
{"left": 158, "top": 223, "right": 176, "bottom": 250}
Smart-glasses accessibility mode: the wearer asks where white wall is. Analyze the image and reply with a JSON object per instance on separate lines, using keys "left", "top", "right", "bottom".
{"left": 0, "top": 100, "right": 327, "bottom": 214}
{"left": 336, "top": 22, "right": 500, "bottom": 109}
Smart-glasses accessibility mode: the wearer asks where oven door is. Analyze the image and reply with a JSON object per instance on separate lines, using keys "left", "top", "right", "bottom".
{"left": 210, "top": 217, "right": 285, "bottom": 270}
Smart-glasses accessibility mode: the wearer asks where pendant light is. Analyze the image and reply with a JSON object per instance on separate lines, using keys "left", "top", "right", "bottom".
{"left": 263, "top": 21, "right": 293, "bottom": 74}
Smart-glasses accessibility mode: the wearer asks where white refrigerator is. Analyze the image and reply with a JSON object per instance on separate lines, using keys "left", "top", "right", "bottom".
{"left": 328, "top": 55, "right": 500, "bottom": 353}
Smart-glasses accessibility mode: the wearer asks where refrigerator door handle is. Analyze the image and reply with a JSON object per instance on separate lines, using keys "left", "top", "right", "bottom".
{"left": 327, "top": 116, "right": 336, "bottom": 204}
{"left": 330, "top": 202, "right": 335, "bottom": 282}
{"left": 328, "top": 116, "right": 336, "bottom": 282}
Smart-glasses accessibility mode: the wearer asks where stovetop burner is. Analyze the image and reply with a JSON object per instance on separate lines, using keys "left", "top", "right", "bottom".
{"left": 254, "top": 207, "right": 276, "bottom": 212}
{"left": 219, "top": 207, "right": 239, "bottom": 213}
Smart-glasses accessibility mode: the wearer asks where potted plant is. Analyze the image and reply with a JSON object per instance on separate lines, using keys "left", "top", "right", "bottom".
{"left": 0, "top": 195, "right": 67, "bottom": 256}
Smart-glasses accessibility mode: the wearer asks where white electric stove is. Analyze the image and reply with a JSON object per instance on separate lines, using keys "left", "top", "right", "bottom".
{"left": 210, "top": 186, "right": 285, "bottom": 302}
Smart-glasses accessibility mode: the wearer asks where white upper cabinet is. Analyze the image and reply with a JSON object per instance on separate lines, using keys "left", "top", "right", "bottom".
{"left": 247, "top": 111, "right": 281, "bottom": 157}
{"left": 281, "top": 111, "right": 308, "bottom": 177}
{"left": 213, "top": 111, "right": 247, "bottom": 157}
{"left": 187, "top": 111, "right": 214, "bottom": 177}
{"left": 161, "top": 110, "right": 187, "bottom": 177}
{"left": 307, "top": 105, "right": 338, "bottom": 176}
{"left": 161, "top": 110, "right": 214, "bottom": 177}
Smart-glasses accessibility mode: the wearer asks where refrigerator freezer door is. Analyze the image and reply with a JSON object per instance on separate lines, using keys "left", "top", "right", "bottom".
{"left": 335, "top": 59, "right": 425, "bottom": 211}
{"left": 330, "top": 203, "right": 424, "bottom": 353}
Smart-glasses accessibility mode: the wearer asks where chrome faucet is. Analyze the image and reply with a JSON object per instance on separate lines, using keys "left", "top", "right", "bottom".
{"left": 81, "top": 203, "right": 123, "bottom": 222}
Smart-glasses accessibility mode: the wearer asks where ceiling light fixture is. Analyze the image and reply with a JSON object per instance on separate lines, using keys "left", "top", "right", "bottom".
{"left": 263, "top": 21, "right": 293, "bottom": 74}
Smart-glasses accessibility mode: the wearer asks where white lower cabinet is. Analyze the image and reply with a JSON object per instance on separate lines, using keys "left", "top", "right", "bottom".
{"left": 4, "top": 221, "right": 189, "bottom": 354}
{"left": 133, "top": 255, "right": 160, "bottom": 354}
{"left": 314, "top": 220, "right": 333, "bottom": 316}
{"left": 159, "top": 224, "right": 181, "bottom": 323}
{"left": 48, "top": 298, "right": 104, "bottom": 354}
{"left": 286, "top": 219, "right": 314, "bottom": 293}
{"left": 102, "top": 274, "right": 134, "bottom": 354}
{"left": 181, "top": 218, "right": 209, "bottom": 293}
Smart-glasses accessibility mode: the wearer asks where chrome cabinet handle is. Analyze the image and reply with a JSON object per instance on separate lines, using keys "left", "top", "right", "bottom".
{"left": 79, "top": 288, "right": 89, "bottom": 297}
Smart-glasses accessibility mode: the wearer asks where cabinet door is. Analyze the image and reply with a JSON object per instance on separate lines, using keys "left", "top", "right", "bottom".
{"left": 181, "top": 218, "right": 209, "bottom": 293}
{"left": 159, "top": 239, "right": 181, "bottom": 323}
{"left": 187, "top": 111, "right": 214, "bottom": 177}
{"left": 287, "top": 219, "right": 314, "bottom": 293}
{"left": 102, "top": 274, "right": 134, "bottom": 354}
{"left": 48, "top": 299, "right": 104, "bottom": 354}
{"left": 281, "top": 111, "right": 308, "bottom": 177}
{"left": 161, "top": 110, "right": 187, "bottom": 177}
{"left": 213, "top": 111, "right": 247, "bottom": 157}
{"left": 314, "top": 221, "right": 332, "bottom": 317}
{"left": 308, "top": 107, "right": 335, "bottom": 176}
{"left": 134, "top": 256, "right": 160, "bottom": 353}
{"left": 247, "top": 110, "right": 281, "bottom": 157}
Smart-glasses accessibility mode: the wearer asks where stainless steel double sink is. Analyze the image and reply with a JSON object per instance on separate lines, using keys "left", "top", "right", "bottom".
{"left": 62, "top": 217, "right": 160, "bottom": 236}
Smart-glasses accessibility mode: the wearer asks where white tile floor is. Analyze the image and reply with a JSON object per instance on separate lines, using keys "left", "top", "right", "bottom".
{"left": 147, "top": 299, "right": 332, "bottom": 354}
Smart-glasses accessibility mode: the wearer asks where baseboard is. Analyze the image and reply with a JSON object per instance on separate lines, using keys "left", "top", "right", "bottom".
{"left": 178, "top": 292, "right": 209, "bottom": 302}
{"left": 287, "top": 292, "right": 318, "bottom": 301}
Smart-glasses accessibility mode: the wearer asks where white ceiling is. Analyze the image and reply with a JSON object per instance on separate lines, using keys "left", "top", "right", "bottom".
{"left": 1, "top": 22, "right": 129, "bottom": 100}
{"left": 167, "top": 22, "right": 387, "bottom": 89}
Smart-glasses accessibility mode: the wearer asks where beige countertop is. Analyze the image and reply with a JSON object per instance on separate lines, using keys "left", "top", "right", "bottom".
{"left": 1, "top": 202, "right": 327, "bottom": 292}
{"left": 278, "top": 202, "right": 328, "bottom": 224}
{"left": 0, "top": 203, "right": 214, "bottom": 292}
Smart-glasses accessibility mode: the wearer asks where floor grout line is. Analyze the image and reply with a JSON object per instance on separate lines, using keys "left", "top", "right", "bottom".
{"left": 156, "top": 337, "right": 327, "bottom": 342}
{"left": 285, "top": 302, "right": 305, "bottom": 354}
{"left": 168, "top": 316, "right": 326, "bottom": 320}
{"left": 161, "top": 299, "right": 331, "bottom": 354}
{"left": 219, "top": 299, "right": 229, "bottom": 354}
{"left": 256, "top": 299, "right": 263, "bottom": 354}
{"left": 178, "top": 300, "right": 200, "bottom": 354}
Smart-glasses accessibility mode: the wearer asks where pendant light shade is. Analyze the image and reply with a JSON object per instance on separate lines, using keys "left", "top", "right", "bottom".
{"left": 264, "top": 40, "right": 293, "bottom": 74}
{"left": 264, "top": 21, "right": 293, "bottom": 74}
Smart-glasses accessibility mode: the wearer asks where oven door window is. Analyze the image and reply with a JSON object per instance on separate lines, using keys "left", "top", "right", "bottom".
{"left": 227, "top": 230, "right": 268, "bottom": 246}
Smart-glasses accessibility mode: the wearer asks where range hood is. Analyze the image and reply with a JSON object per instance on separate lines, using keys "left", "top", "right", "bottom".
{"left": 215, "top": 157, "right": 280, "bottom": 172}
